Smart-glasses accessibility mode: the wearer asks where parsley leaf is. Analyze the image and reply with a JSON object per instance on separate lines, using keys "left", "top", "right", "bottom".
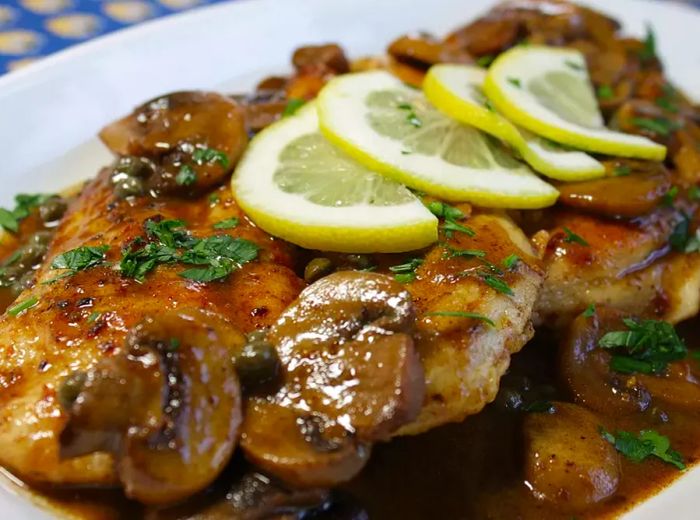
{"left": 632, "top": 117, "right": 680, "bottom": 136}
{"left": 502, "top": 254, "right": 520, "bottom": 270}
{"left": 283, "top": 98, "right": 306, "bottom": 117}
{"left": 597, "top": 84, "right": 614, "bottom": 100}
{"left": 213, "top": 218, "right": 240, "bottom": 230}
{"left": 389, "top": 257, "right": 423, "bottom": 283}
{"left": 192, "top": 147, "right": 229, "bottom": 169}
{"left": 583, "top": 303, "right": 596, "bottom": 318}
{"left": 7, "top": 295, "right": 39, "bottom": 316}
{"left": 476, "top": 55, "right": 495, "bottom": 67}
{"left": 397, "top": 102, "right": 422, "bottom": 128}
{"left": 179, "top": 235, "right": 259, "bottom": 282}
{"left": 145, "top": 219, "right": 194, "bottom": 248}
{"left": 0, "top": 193, "right": 51, "bottom": 233}
{"left": 120, "top": 240, "right": 179, "bottom": 282}
{"left": 669, "top": 213, "right": 700, "bottom": 253}
{"left": 50, "top": 245, "right": 109, "bottom": 273}
{"left": 426, "top": 310, "right": 495, "bottom": 327}
{"left": 639, "top": 24, "right": 657, "bottom": 62}
{"left": 599, "top": 318, "right": 686, "bottom": 374}
{"left": 613, "top": 164, "right": 631, "bottom": 177}
{"left": 601, "top": 428, "right": 685, "bottom": 470}
{"left": 176, "top": 165, "right": 197, "bottom": 186}
{"left": 562, "top": 227, "right": 589, "bottom": 246}
{"left": 661, "top": 186, "right": 679, "bottom": 207}
{"left": 507, "top": 77, "right": 522, "bottom": 88}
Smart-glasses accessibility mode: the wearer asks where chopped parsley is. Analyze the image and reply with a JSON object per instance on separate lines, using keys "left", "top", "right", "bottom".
{"left": 476, "top": 54, "right": 495, "bottom": 67}
{"left": 689, "top": 185, "right": 700, "bottom": 201}
{"left": 397, "top": 102, "right": 422, "bottom": 128}
{"left": 507, "top": 77, "right": 522, "bottom": 88}
{"left": 120, "top": 218, "right": 258, "bottom": 283}
{"left": 669, "top": 213, "right": 700, "bottom": 253}
{"left": 661, "top": 186, "right": 679, "bottom": 207}
{"left": 639, "top": 24, "right": 657, "bottom": 62}
{"left": 213, "top": 218, "right": 240, "bottom": 230}
{"left": 562, "top": 227, "right": 589, "bottom": 246}
{"left": 583, "top": 303, "right": 597, "bottom": 318}
{"left": 51, "top": 245, "right": 109, "bottom": 272}
{"left": 8, "top": 295, "right": 39, "bottom": 317}
{"left": 600, "top": 428, "right": 684, "bottom": 470}
{"left": 283, "top": 98, "right": 306, "bottom": 117}
{"left": 87, "top": 311, "right": 101, "bottom": 323}
{"left": 564, "top": 59, "right": 584, "bottom": 71}
{"left": 192, "top": 147, "right": 229, "bottom": 169}
{"left": 631, "top": 117, "right": 680, "bottom": 136}
{"left": 480, "top": 272, "right": 513, "bottom": 295}
{"left": 426, "top": 310, "right": 495, "bottom": 327}
{"left": 389, "top": 257, "right": 424, "bottom": 283}
{"left": 444, "top": 246, "right": 486, "bottom": 259}
{"left": 208, "top": 193, "right": 221, "bottom": 205}
{"left": 484, "top": 99, "right": 495, "bottom": 112}
{"left": 502, "top": 253, "right": 520, "bottom": 270}
{"left": 0, "top": 193, "right": 51, "bottom": 233}
{"left": 427, "top": 201, "right": 476, "bottom": 237}
{"left": 176, "top": 165, "right": 197, "bottom": 186}
{"left": 613, "top": 164, "right": 631, "bottom": 177}
{"left": 596, "top": 84, "right": 614, "bottom": 100}
{"left": 599, "top": 318, "right": 687, "bottom": 375}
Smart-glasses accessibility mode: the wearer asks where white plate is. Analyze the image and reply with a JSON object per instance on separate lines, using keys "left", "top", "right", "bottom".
{"left": 0, "top": 0, "right": 699, "bottom": 517}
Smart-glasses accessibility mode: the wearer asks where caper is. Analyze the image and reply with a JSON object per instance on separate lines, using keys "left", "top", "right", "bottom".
{"left": 38, "top": 196, "right": 67, "bottom": 223}
{"left": 57, "top": 371, "right": 87, "bottom": 410}
{"left": 116, "top": 156, "right": 154, "bottom": 178}
{"left": 346, "top": 254, "right": 373, "bottom": 269}
{"left": 495, "top": 388, "right": 524, "bottom": 411}
{"left": 234, "top": 340, "right": 280, "bottom": 388}
{"left": 14, "top": 239, "right": 48, "bottom": 267}
{"left": 30, "top": 231, "right": 53, "bottom": 246}
{"left": 17, "top": 270, "right": 35, "bottom": 291}
{"left": 304, "top": 257, "right": 333, "bottom": 284}
{"left": 114, "top": 176, "right": 145, "bottom": 198}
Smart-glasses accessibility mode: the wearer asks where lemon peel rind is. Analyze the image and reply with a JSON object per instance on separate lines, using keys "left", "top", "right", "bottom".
{"left": 483, "top": 46, "right": 666, "bottom": 161}
{"left": 317, "top": 71, "right": 559, "bottom": 209}
{"left": 423, "top": 64, "right": 605, "bottom": 181}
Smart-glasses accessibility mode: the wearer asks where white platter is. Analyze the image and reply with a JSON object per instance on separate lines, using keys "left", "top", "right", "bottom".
{"left": 0, "top": 0, "right": 699, "bottom": 517}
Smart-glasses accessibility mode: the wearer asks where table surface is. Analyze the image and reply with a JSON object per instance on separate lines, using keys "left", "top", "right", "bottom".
{"left": 0, "top": 0, "right": 697, "bottom": 75}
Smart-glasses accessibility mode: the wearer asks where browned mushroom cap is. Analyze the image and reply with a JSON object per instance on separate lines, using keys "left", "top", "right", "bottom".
{"left": 559, "top": 307, "right": 652, "bottom": 414}
{"left": 561, "top": 306, "right": 700, "bottom": 413}
{"left": 241, "top": 271, "right": 425, "bottom": 488}
{"left": 292, "top": 44, "right": 350, "bottom": 76}
{"left": 524, "top": 402, "right": 620, "bottom": 511}
{"left": 557, "top": 161, "right": 671, "bottom": 218}
{"left": 60, "top": 309, "right": 245, "bottom": 504}
{"left": 99, "top": 91, "right": 247, "bottom": 196}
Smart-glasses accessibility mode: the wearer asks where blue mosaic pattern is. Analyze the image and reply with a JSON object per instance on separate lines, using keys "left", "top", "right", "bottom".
{"left": 0, "top": 0, "right": 231, "bottom": 73}
{"left": 0, "top": 0, "right": 698, "bottom": 74}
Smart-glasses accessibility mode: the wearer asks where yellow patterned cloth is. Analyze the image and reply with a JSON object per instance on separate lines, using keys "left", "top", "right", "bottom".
{"left": 0, "top": 0, "right": 226, "bottom": 73}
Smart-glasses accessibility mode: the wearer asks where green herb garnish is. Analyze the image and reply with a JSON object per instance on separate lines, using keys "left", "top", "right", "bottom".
{"left": 583, "top": 303, "right": 596, "bottom": 318}
{"left": 8, "top": 295, "right": 39, "bottom": 316}
{"left": 613, "top": 164, "right": 631, "bottom": 177}
{"left": 179, "top": 235, "right": 259, "bottom": 283}
{"left": 444, "top": 246, "right": 486, "bottom": 259}
{"left": 193, "top": 147, "right": 229, "bottom": 169}
{"left": 661, "top": 186, "right": 679, "bottom": 207}
{"left": 87, "top": 311, "right": 101, "bottom": 323}
{"left": 176, "top": 165, "right": 197, "bottom": 186}
{"left": 283, "top": 98, "right": 306, "bottom": 117}
{"left": 507, "top": 77, "right": 522, "bottom": 88}
{"left": 600, "top": 428, "right": 684, "bottom": 470}
{"left": 523, "top": 400, "right": 555, "bottom": 413}
{"left": 599, "top": 318, "right": 686, "bottom": 375}
{"left": 476, "top": 55, "right": 495, "bottom": 67}
{"left": 44, "top": 245, "right": 109, "bottom": 283}
{"left": 426, "top": 310, "right": 495, "bottom": 327}
{"left": 427, "top": 201, "right": 476, "bottom": 237}
{"left": 639, "top": 24, "right": 657, "bottom": 62}
{"left": 631, "top": 117, "right": 680, "bottom": 136}
{"left": 597, "top": 84, "right": 614, "bottom": 100}
{"left": 562, "top": 227, "right": 589, "bottom": 246}
{"left": 480, "top": 272, "right": 513, "bottom": 295}
{"left": 565, "top": 59, "right": 584, "bottom": 71}
{"left": 669, "top": 213, "right": 700, "bottom": 253}
{"left": 689, "top": 186, "right": 700, "bottom": 201}
{"left": 389, "top": 257, "right": 424, "bottom": 283}
{"left": 0, "top": 193, "right": 52, "bottom": 233}
{"left": 213, "top": 218, "right": 240, "bottom": 230}
{"left": 502, "top": 254, "right": 520, "bottom": 270}
{"left": 397, "top": 102, "right": 422, "bottom": 128}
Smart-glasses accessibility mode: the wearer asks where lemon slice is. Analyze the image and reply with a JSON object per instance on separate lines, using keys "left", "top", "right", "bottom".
{"left": 232, "top": 103, "right": 437, "bottom": 253}
{"left": 484, "top": 45, "right": 666, "bottom": 161}
{"left": 316, "top": 70, "right": 558, "bottom": 209}
{"left": 424, "top": 64, "right": 605, "bottom": 181}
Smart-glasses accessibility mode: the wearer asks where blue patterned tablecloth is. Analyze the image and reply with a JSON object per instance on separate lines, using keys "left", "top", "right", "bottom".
{"left": 0, "top": 0, "right": 699, "bottom": 74}
{"left": 0, "top": 0, "right": 230, "bottom": 73}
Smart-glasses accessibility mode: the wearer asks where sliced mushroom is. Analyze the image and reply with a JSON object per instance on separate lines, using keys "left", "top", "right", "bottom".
{"left": 560, "top": 308, "right": 652, "bottom": 414}
{"left": 59, "top": 309, "right": 245, "bottom": 504}
{"left": 557, "top": 161, "right": 671, "bottom": 218}
{"left": 560, "top": 306, "right": 700, "bottom": 413}
{"left": 524, "top": 402, "right": 620, "bottom": 511}
{"left": 99, "top": 91, "right": 247, "bottom": 196}
{"left": 240, "top": 271, "right": 425, "bottom": 488}
{"left": 146, "top": 471, "right": 331, "bottom": 520}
